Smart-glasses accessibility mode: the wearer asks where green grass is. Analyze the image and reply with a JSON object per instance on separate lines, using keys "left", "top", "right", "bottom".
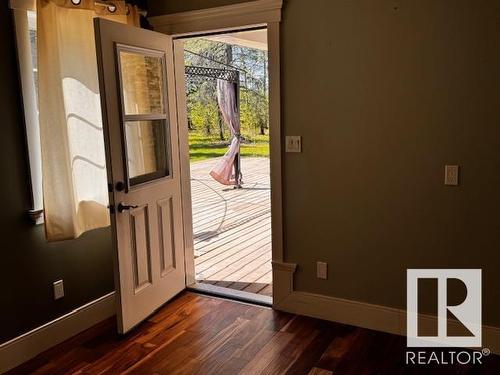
{"left": 189, "top": 133, "right": 269, "bottom": 162}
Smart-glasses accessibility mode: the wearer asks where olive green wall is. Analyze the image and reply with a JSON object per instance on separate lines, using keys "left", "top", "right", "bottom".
{"left": 150, "top": 0, "right": 500, "bottom": 327}
{"left": 0, "top": 2, "right": 114, "bottom": 343}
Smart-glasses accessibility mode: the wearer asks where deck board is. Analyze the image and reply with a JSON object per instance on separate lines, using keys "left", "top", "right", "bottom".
{"left": 191, "top": 157, "right": 272, "bottom": 297}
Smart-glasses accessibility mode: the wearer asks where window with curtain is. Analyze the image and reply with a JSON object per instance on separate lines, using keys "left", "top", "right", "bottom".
{"left": 12, "top": 2, "right": 43, "bottom": 224}
{"left": 11, "top": 0, "right": 140, "bottom": 240}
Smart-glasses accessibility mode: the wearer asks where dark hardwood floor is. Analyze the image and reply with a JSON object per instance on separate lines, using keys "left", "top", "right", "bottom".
{"left": 8, "top": 292, "right": 500, "bottom": 374}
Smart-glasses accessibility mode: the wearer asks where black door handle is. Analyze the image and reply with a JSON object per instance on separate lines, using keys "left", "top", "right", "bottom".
{"left": 117, "top": 202, "right": 138, "bottom": 213}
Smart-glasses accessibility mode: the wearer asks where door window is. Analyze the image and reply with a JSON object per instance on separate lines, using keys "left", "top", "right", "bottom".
{"left": 116, "top": 45, "right": 170, "bottom": 188}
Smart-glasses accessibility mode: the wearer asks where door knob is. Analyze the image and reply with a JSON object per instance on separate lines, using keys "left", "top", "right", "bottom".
{"left": 115, "top": 181, "right": 126, "bottom": 191}
{"left": 117, "top": 202, "right": 138, "bottom": 213}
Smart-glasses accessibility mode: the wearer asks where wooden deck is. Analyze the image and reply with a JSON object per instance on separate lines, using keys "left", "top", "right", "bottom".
{"left": 190, "top": 157, "right": 272, "bottom": 297}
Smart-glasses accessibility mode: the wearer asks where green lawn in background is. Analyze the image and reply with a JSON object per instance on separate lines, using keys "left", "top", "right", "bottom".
{"left": 189, "top": 133, "right": 269, "bottom": 162}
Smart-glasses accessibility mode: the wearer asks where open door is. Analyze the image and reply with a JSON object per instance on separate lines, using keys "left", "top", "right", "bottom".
{"left": 94, "top": 18, "right": 185, "bottom": 333}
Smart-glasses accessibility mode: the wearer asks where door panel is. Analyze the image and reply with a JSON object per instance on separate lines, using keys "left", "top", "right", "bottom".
{"left": 158, "top": 197, "right": 176, "bottom": 276}
{"left": 94, "top": 18, "right": 186, "bottom": 333}
{"left": 130, "top": 206, "right": 152, "bottom": 292}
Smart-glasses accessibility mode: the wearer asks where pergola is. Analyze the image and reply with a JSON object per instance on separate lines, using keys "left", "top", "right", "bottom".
{"left": 185, "top": 65, "right": 243, "bottom": 187}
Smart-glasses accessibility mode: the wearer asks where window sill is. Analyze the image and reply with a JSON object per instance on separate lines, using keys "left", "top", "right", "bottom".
{"left": 28, "top": 209, "right": 44, "bottom": 225}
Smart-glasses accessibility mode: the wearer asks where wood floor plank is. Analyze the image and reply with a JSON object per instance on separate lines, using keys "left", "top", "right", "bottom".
{"left": 262, "top": 318, "right": 320, "bottom": 374}
{"left": 77, "top": 294, "right": 221, "bottom": 374}
{"left": 127, "top": 301, "right": 259, "bottom": 374}
{"left": 315, "top": 324, "right": 361, "bottom": 371}
{"left": 284, "top": 321, "right": 339, "bottom": 375}
{"left": 238, "top": 331, "right": 295, "bottom": 375}
{"left": 198, "top": 310, "right": 280, "bottom": 374}
{"left": 307, "top": 368, "right": 333, "bottom": 375}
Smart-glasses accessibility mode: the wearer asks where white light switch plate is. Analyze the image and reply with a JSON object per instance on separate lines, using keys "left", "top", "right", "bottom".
{"left": 444, "top": 165, "right": 459, "bottom": 186}
{"left": 285, "top": 136, "right": 301, "bottom": 153}
{"left": 53, "top": 280, "right": 64, "bottom": 300}
{"left": 317, "top": 262, "right": 328, "bottom": 280}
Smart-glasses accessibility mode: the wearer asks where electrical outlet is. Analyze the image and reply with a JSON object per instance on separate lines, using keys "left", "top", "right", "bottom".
{"left": 317, "top": 262, "right": 328, "bottom": 280}
{"left": 53, "top": 280, "right": 64, "bottom": 300}
{"left": 444, "top": 165, "right": 459, "bottom": 186}
{"left": 285, "top": 136, "right": 302, "bottom": 153}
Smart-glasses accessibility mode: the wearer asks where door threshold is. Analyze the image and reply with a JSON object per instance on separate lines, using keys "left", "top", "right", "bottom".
{"left": 187, "top": 282, "right": 272, "bottom": 307}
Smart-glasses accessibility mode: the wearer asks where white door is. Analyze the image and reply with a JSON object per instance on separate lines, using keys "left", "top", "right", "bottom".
{"left": 94, "top": 18, "right": 185, "bottom": 333}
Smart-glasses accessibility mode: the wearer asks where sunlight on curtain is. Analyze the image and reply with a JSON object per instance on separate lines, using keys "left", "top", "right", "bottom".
{"left": 38, "top": 0, "right": 139, "bottom": 240}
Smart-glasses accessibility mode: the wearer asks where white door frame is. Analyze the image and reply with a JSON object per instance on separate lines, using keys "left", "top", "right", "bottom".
{"left": 149, "top": 0, "right": 290, "bottom": 307}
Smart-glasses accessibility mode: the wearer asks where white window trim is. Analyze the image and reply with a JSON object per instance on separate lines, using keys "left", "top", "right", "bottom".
{"left": 11, "top": 0, "right": 44, "bottom": 224}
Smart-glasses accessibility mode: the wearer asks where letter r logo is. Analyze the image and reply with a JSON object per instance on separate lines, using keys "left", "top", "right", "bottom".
{"left": 407, "top": 269, "right": 482, "bottom": 347}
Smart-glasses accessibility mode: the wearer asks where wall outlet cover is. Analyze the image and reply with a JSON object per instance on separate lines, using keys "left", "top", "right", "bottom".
{"left": 53, "top": 280, "right": 64, "bottom": 300}
{"left": 444, "top": 165, "right": 459, "bottom": 186}
{"left": 317, "top": 261, "right": 328, "bottom": 280}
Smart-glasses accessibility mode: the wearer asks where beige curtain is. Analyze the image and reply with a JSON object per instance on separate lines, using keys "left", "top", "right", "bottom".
{"left": 38, "top": 0, "right": 139, "bottom": 241}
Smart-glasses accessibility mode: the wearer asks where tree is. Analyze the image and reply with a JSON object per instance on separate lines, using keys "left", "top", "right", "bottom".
{"left": 184, "top": 38, "right": 269, "bottom": 140}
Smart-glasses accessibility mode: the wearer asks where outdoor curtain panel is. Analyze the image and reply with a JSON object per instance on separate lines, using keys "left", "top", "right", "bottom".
{"left": 210, "top": 79, "right": 242, "bottom": 185}
{"left": 38, "top": 0, "right": 139, "bottom": 241}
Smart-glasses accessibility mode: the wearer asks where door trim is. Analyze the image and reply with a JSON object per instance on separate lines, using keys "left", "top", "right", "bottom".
{"left": 148, "top": 0, "right": 281, "bottom": 36}
{"left": 172, "top": 43, "right": 196, "bottom": 286}
{"left": 151, "top": 0, "right": 285, "bottom": 305}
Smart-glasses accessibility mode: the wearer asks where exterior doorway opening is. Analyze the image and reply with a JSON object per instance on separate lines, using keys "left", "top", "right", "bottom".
{"left": 181, "top": 29, "right": 272, "bottom": 303}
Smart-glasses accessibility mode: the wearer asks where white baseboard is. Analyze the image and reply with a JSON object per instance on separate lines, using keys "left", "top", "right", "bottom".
{"left": 271, "top": 262, "right": 500, "bottom": 355}
{"left": 0, "top": 292, "right": 116, "bottom": 373}
{"left": 279, "top": 290, "right": 500, "bottom": 355}
{"left": 282, "top": 291, "right": 403, "bottom": 335}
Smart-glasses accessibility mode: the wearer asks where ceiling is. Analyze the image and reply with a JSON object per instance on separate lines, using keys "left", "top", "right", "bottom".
{"left": 204, "top": 29, "right": 267, "bottom": 51}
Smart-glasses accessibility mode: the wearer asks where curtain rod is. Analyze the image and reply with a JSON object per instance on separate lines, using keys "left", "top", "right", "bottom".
{"left": 9, "top": 0, "right": 146, "bottom": 16}
{"left": 94, "top": 1, "right": 147, "bottom": 16}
